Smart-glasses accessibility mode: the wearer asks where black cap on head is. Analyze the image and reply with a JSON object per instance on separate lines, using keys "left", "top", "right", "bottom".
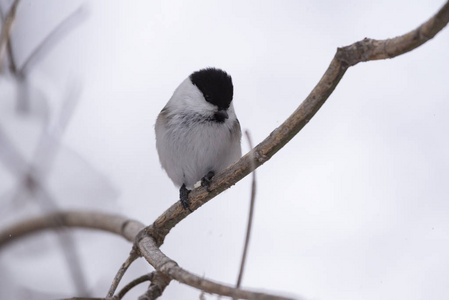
{"left": 189, "top": 68, "right": 233, "bottom": 110}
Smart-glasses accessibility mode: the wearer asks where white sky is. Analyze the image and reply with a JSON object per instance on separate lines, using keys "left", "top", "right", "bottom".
{"left": 1, "top": 1, "right": 449, "bottom": 299}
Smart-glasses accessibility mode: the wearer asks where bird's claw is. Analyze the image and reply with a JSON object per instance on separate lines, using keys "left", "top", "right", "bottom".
{"left": 180, "top": 184, "right": 192, "bottom": 212}
{"left": 201, "top": 171, "right": 215, "bottom": 192}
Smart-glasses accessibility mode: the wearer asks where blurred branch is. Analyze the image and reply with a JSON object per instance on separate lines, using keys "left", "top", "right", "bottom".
{"left": 146, "top": 0, "right": 449, "bottom": 247}
{"left": 31, "top": 82, "right": 81, "bottom": 176}
{"left": 0, "top": 3, "right": 85, "bottom": 113}
{"left": 1, "top": 2, "right": 90, "bottom": 298}
{"left": 0, "top": 83, "right": 86, "bottom": 294}
{"left": 0, "top": 0, "right": 20, "bottom": 72}
{"left": 19, "top": 6, "right": 87, "bottom": 74}
{"left": 0, "top": 211, "right": 143, "bottom": 247}
{"left": 3, "top": 83, "right": 81, "bottom": 207}
{"left": 0, "top": 125, "right": 28, "bottom": 176}
{"left": 0, "top": 211, "right": 297, "bottom": 300}
{"left": 0, "top": 0, "right": 19, "bottom": 73}
{"left": 58, "top": 297, "right": 105, "bottom": 300}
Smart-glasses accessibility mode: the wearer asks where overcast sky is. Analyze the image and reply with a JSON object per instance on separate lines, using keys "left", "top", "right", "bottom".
{"left": 1, "top": 1, "right": 449, "bottom": 299}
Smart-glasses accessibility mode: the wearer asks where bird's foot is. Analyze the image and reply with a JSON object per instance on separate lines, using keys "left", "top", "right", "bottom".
{"left": 180, "top": 184, "right": 192, "bottom": 212}
{"left": 201, "top": 171, "right": 215, "bottom": 192}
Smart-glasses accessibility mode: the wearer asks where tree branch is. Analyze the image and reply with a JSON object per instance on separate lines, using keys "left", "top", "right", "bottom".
{"left": 0, "top": 211, "right": 143, "bottom": 247}
{"left": 147, "top": 0, "right": 449, "bottom": 247}
{"left": 336, "top": 1, "right": 449, "bottom": 66}
{"left": 138, "top": 234, "right": 295, "bottom": 300}
{"left": 0, "top": 211, "right": 297, "bottom": 300}
{"left": 117, "top": 272, "right": 154, "bottom": 299}
{"left": 137, "top": 272, "right": 170, "bottom": 300}
{"left": 0, "top": 0, "right": 20, "bottom": 72}
{"left": 107, "top": 248, "right": 140, "bottom": 297}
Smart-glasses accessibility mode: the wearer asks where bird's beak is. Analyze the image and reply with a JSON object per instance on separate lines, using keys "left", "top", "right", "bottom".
{"left": 215, "top": 109, "right": 229, "bottom": 120}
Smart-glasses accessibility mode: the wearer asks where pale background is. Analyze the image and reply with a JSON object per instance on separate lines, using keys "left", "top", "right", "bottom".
{"left": 0, "top": 0, "right": 448, "bottom": 299}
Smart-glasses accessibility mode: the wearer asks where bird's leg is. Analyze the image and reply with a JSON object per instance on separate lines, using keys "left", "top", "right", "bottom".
{"left": 179, "top": 184, "right": 192, "bottom": 212}
{"left": 201, "top": 171, "right": 215, "bottom": 192}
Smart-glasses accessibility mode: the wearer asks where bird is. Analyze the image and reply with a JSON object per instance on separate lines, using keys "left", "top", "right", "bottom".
{"left": 155, "top": 67, "right": 242, "bottom": 211}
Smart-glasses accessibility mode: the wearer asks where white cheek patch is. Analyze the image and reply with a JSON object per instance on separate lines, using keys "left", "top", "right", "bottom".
{"left": 169, "top": 78, "right": 216, "bottom": 116}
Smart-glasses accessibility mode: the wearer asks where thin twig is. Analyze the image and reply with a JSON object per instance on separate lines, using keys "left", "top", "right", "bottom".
{"left": 117, "top": 272, "right": 154, "bottom": 299}
{"left": 236, "top": 131, "right": 257, "bottom": 290}
{"left": 107, "top": 248, "right": 141, "bottom": 298}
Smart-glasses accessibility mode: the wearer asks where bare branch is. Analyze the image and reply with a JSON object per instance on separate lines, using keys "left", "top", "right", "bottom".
{"left": 107, "top": 248, "right": 140, "bottom": 297}
{"left": 138, "top": 234, "right": 295, "bottom": 300}
{"left": 0, "top": 211, "right": 298, "bottom": 300}
{"left": 0, "top": 211, "right": 143, "bottom": 248}
{"left": 147, "top": 0, "right": 449, "bottom": 247}
{"left": 336, "top": 1, "right": 449, "bottom": 66}
{"left": 137, "top": 272, "right": 170, "bottom": 300}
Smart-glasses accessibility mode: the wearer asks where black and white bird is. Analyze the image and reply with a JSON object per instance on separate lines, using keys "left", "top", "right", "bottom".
{"left": 155, "top": 68, "right": 242, "bottom": 210}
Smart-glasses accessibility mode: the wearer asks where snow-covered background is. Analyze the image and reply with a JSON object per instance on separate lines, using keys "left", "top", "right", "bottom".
{"left": 1, "top": 0, "right": 448, "bottom": 299}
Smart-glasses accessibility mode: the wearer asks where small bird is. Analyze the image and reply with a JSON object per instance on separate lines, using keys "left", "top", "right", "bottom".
{"left": 155, "top": 68, "right": 242, "bottom": 211}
